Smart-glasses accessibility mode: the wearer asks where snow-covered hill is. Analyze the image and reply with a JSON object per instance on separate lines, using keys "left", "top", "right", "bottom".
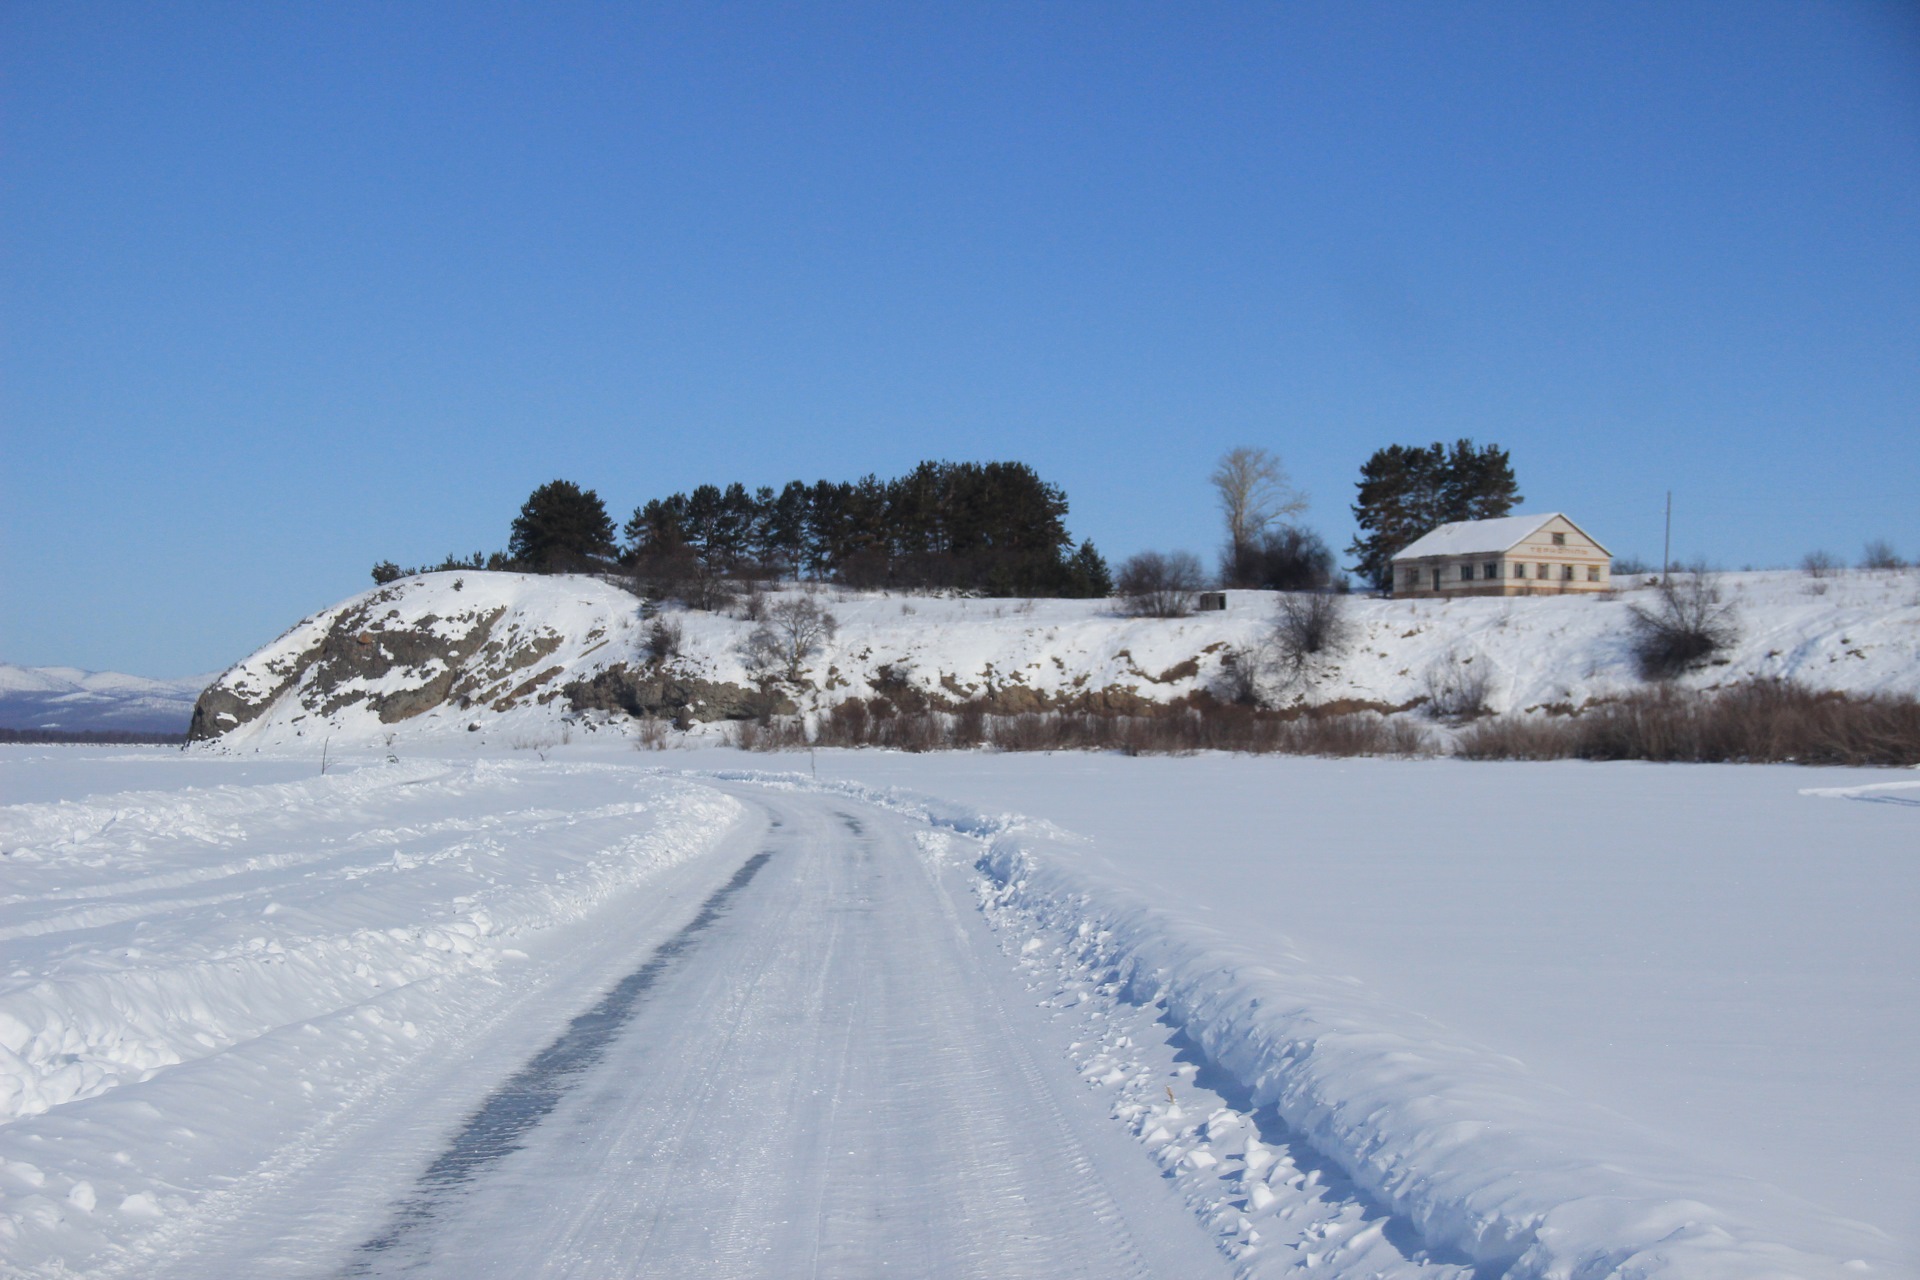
{"left": 0, "top": 663, "right": 211, "bottom": 734}
{"left": 189, "top": 568, "right": 1920, "bottom": 749}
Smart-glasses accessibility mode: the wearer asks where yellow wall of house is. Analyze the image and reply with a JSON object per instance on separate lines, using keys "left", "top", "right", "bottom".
{"left": 1391, "top": 517, "right": 1609, "bottom": 598}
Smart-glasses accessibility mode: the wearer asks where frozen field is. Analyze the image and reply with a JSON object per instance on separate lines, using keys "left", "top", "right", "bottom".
{"left": 1, "top": 742, "right": 1914, "bottom": 1277}
{"left": 697, "top": 748, "right": 1920, "bottom": 1246}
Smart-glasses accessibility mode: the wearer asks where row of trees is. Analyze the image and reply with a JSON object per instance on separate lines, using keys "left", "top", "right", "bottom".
{"left": 620, "top": 461, "right": 1111, "bottom": 597}
{"left": 376, "top": 442, "right": 1526, "bottom": 602}
{"left": 378, "top": 463, "right": 1114, "bottom": 601}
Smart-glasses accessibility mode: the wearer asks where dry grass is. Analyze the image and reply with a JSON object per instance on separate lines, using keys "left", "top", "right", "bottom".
{"left": 723, "top": 681, "right": 1920, "bottom": 768}
{"left": 739, "top": 697, "right": 1435, "bottom": 758}
{"left": 1455, "top": 683, "right": 1920, "bottom": 766}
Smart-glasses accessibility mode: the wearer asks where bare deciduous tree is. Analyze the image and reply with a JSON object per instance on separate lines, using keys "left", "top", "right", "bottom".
{"left": 742, "top": 595, "right": 838, "bottom": 682}
{"left": 1211, "top": 447, "right": 1307, "bottom": 579}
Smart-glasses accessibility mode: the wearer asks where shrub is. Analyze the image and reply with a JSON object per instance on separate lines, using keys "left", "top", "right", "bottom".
{"left": 1115, "top": 551, "right": 1205, "bottom": 617}
{"left": 1452, "top": 716, "right": 1576, "bottom": 760}
{"left": 1627, "top": 572, "right": 1739, "bottom": 679}
{"left": 644, "top": 617, "right": 683, "bottom": 665}
{"left": 1272, "top": 592, "right": 1351, "bottom": 670}
{"left": 1209, "top": 648, "right": 1261, "bottom": 707}
{"left": 733, "top": 717, "right": 807, "bottom": 751}
{"left": 1861, "top": 539, "right": 1906, "bottom": 571}
{"left": 1225, "top": 524, "right": 1335, "bottom": 591}
{"left": 1421, "top": 652, "right": 1491, "bottom": 719}
{"left": 1801, "top": 550, "right": 1840, "bottom": 578}
{"left": 1454, "top": 684, "right": 1920, "bottom": 767}
{"left": 629, "top": 716, "right": 671, "bottom": 750}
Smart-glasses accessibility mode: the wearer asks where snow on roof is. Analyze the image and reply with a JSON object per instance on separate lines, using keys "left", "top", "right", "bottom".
{"left": 1393, "top": 513, "right": 1605, "bottom": 560}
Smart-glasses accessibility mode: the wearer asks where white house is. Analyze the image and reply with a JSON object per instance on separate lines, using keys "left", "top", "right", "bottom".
{"left": 1391, "top": 513, "right": 1611, "bottom": 598}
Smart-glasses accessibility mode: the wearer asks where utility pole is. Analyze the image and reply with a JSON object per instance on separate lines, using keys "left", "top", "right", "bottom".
{"left": 1662, "top": 491, "right": 1672, "bottom": 586}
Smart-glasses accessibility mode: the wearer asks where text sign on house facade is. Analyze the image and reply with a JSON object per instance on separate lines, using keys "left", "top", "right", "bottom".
{"left": 1391, "top": 513, "right": 1611, "bottom": 598}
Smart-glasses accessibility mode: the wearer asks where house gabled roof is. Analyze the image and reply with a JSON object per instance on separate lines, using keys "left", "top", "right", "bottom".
{"left": 1392, "top": 512, "right": 1611, "bottom": 560}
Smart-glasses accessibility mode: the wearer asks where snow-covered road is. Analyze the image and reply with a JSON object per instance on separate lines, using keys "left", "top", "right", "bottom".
{"left": 332, "top": 787, "right": 1229, "bottom": 1279}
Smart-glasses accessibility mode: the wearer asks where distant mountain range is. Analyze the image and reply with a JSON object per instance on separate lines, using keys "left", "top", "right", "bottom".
{"left": 0, "top": 663, "right": 212, "bottom": 733}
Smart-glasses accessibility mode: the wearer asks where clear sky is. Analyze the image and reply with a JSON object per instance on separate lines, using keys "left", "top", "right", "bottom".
{"left": 4, "top": 2, "right": 1917, "bottom": 678}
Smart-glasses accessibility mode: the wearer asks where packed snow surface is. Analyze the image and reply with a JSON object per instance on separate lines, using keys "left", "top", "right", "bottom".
{"left": 0, "top": 743, "right": 1914, "bottom": 1278}
{"left": 198, "top": 567, "right": 1920, "bottom": 748}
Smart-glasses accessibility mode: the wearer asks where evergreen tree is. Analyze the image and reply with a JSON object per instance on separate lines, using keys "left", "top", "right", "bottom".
{"left": 1063, "top": 540, "right": 1114, "bottom": 598}
{"left": 1438, "top": 439, "right": 1520, "bottom": 523}
{"left": 1348, "top": 440, "right": 1520, "bottom": 589}
{"left": 712, "top": 482, "right": 757, "bottom": 567}
{"left": 682, "top": 484, "right": 725, "bottom": 562}
{"left": 764, "top": 481, "right": 812, "bottom": 575}
{"left": 622, "top": 495, "right": 688, "bottom": 560}
{"left": 508, "top": 479, "right": 617, "bottom": 573}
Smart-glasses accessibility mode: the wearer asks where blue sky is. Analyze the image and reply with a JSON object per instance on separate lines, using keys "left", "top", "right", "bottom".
{"left": 4, "top": 2, "right": 1917, "bottom": 677}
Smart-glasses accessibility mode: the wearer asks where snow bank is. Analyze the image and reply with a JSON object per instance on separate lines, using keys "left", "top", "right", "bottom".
{"left": 973, "top": 827, "right": 1896, "bottom": 1279}
{"left": 0, "top": 761, "right": 737, "bottom": 1123}
{"left": 0, "top": 759, "right": 748, "bottom": 1274}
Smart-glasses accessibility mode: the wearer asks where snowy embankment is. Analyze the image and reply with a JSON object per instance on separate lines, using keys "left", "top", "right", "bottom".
{"left": 709, "top": 762, "right": 1917, "bottom": 1279}
{"left": 0, "top": 756, "right": 740, "bottom": 1271}
{"left": 192, "top": 567, "right": 1920, "bottom": 751}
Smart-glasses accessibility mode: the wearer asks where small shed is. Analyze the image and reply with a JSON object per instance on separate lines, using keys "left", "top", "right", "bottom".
{"left": 1391, "top": 513, "right": 1610, "bottom": 598}
{"left": 1195, "top": 591, "right": 1228, "bottom": 612}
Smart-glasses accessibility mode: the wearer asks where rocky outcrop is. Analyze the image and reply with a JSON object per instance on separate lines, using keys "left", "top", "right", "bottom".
{"left": 563, "top": 664, "right": 796, "bottom": 727}
{"left": 187, "top": 587, "right": 574, "bottom": 741}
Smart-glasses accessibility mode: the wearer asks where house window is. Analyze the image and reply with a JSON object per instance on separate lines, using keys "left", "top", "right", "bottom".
{"left": 1459, "top": 564, "right": 1473, "bottom": 581}
{"left": 1588, "top": 566, "right": 1601, "bottom": 582}
{"left": 1513, "top": 563, "right": 1526, "bottom": 578}
{"left": 1484, "top": 562, "right": 1498, "bottom": 579}
{"left": 1552, "top": 532, "right": 1567, "bottom": 546}
{"left": 1562, "top": 564, "right": 1574, "bottom": 581}
{"left": 1432, "top": 567, "right": 1442, "bottom": 588}
{"left": 1538, "top": 563, "right": 1549, "bottom": 578}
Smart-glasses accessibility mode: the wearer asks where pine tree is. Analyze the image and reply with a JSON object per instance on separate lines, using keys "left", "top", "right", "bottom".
{"left": 1063, "top": 540, "right": 1115, "bottom": 598}
{"left": 508, "top": 480, "right": 617, "bottom": 573}
{"left": 1348, "top": 441, "right": 1519, "bottom": 589}
{"left": 1438, "top": 439, "right": 1520, "bottom": 523}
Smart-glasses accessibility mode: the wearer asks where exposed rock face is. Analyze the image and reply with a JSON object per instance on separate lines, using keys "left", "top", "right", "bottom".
{"left": 563, "top": 664, "right": 795, "bottom": 727}
{"left": 188, "top": 588, "right": 570, "bottom": 741}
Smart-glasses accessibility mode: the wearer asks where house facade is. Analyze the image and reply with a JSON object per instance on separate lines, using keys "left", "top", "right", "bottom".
{"left": 1391, "top": 513, "right": 1610, "bottom": 599}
